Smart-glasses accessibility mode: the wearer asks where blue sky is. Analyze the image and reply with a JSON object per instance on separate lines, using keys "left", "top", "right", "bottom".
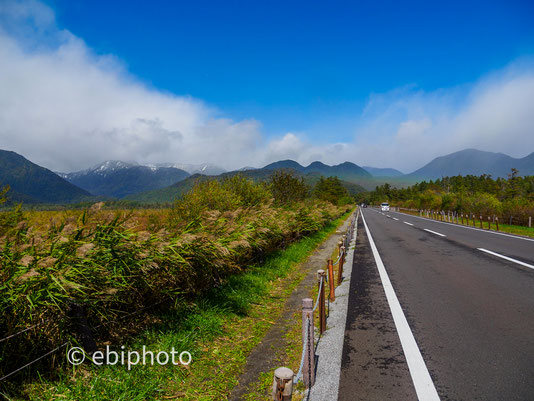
{"left": 1, "top": 0, "right": 534, "bottom": 172}
{"left": 46, "top": 0, "right": 534, "bottom": 139}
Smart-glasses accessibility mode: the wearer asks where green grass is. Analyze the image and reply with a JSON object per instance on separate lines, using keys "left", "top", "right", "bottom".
{"left": 241, "top": 212, "right": 353, "bottom": 401}
{"left": 400, "top": 210, "right": 534, "bottom": 239}
{"left": 493, "top": 223, "right": 534, "bottom": 238}
{"left": 9, "top": 211, "right": 352, "bottom": 401}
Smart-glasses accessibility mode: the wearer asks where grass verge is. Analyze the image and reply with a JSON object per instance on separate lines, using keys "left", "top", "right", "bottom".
{"left": 399, "top": 210, "right": 534, "bottom": 239}
{"left": 239, "top": 213, "right": 352, "bottom": 401}
{"left": 10, "top": 211, "right": 351, "bottom": 401}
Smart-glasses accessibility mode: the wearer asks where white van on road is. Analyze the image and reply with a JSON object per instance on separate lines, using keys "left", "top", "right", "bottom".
{"left": 381, "top": 202, "right": 390, "bottom": 212}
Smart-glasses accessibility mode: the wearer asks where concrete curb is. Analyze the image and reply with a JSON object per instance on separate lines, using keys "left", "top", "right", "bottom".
{"left": 308, "top": 211, "right": 358, "bottom": 401}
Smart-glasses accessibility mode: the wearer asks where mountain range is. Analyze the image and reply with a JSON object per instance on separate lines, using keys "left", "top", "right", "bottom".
{"left": 0, "top": 150, "right": 91, "bottom": 204}
{"left": 362, "top": 166, "right": 404, "bottom": 177}
{"left": 1, "top": 148, "right": 533, "bottom": 205}
{"left": 405, "top": 148, "right": 534, "bottom": 179}
{"left": 58, "top": 161, "right": 190, "bottom": 198}
{"left": 263, "top": 160, "right": 372, "bottom": 181}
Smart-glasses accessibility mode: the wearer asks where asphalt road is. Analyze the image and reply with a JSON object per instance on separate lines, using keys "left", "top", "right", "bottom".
{"left": 339, "top": 208, "right": 534, "bottom": 401}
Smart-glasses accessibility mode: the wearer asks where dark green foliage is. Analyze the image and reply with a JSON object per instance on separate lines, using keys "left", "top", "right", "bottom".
{"left": 314, "top": 176, "right": 352, "bottom": 205}
{"left": 0, "top": 184, "right": 8, "bottom": 205}
{"left": 268, "top": 170, "right": 309, "bottom": 204}
{"left": 360, "top": 170, "right": 534, "bottom": 225}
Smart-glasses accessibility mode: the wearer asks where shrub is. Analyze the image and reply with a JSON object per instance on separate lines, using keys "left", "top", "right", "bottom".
{"left": 314, "top": 176, "right": 351, "bottom": 205}
{"left": 168, "top": 175, "right": 272, "bottom": 226}
{"left": 268, "top": 170, "right": 309, "bottom": 205}
{"left": 220, "top": 174, "right": 271, "bottom": 207}
{"left": 465, "top": 193, "right": 502, "bottom": 216}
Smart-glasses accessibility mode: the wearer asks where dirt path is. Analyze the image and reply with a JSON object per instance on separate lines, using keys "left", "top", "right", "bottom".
{"left": 229, "top": 214, "right": 353, "bottom": 400}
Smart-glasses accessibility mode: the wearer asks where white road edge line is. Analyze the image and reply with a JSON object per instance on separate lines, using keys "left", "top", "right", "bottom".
{"left": 391, "top": 211, "right": 534, "bottom": 243}
{"left": 404, "top": 221, "right": 414, "bottom": 226}
{"left": 361, "top": 211, "right": 440, "bottom": 401}
{"left": 424, "top": 229, "right": 446, "bottom": 237}
{"left": 393, "top": 217, "right": 399, "bottom": 221}
{"left": 477, "top": 248, "right": 534, "bottom": 270}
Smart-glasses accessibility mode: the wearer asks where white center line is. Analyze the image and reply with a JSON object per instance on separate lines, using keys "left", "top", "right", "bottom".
{"left": 393, "top": 217, "right": 399, "bottom": 221}
{"left": 477, "top": 248, "right": 534, "bottom": 270}
{"left": 386, "top": 215, "right": 391, "bottom": 218}
{"left": 404, "top": 221, "right": 414, "bottom": 226}
{"left": 424, "top": 228, "right": 446, "bottom": 237}
{"left": 361, "top": 211, "right": 440, "bottom": 401}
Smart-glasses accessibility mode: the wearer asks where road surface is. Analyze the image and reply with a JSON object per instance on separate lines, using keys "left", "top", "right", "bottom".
{"left": 338, "top": 208, "right": 534, "bottom": 401}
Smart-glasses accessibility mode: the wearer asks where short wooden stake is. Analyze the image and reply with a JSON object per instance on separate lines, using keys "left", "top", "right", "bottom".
{"left": 317, "top": 270, "right": 326, "bottom": 334}
{"left": 327, "top": 259, "right": 335, "bottom": 302}
{"left": 338, "top": 246, "right": 345, "bottom": 286}
{"left": 69, "top": 303, "right": 98, "bottom": 356}
{"left": 479, "top": 215, "right": 483, "bottom": 229}
{"left": 487, "top": 216, "right": 491, "bottom": 230}
{"left": 496, "top": 217, "right": 499, "bottom": 231}
{"left": 272, "top": 367, "right": 294, "bottom": 400}
{"left": 301, "top": 298, "right": 315, "bottom": 388}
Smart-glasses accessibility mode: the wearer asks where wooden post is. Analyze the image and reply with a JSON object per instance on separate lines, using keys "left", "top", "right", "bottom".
{"left": 301, "top": 298, "right": 315, "bottom": 388}
{"left": 496, "top": 217, "right": 499, "bottom": 231}
{"left": 529, "top": 216, "right": 532, "bottom": 228}
{"left": 479, "top": 215, "right": 483, "bottom": 229}
{"left": 272, "top": 367, "right": 294, "bottom": 400}
{"left": 488, "top": 216, "right": 491, "bottom": 230}
{"left": 327, "top": 259, "right": 335, "bottom": 302}
{"left": 338, "top": 246, "right": 345, "bottom": 286}
{"left": 472, "top": 214, "right": 476, "bottom": 227}
{"left": 69, "top": 303, "right": 98, "bottom": 356}
{"left": 317, "top": 270, "right": 326, "bottom": 334}
{"left": 461, "top": 214, "right": 464, "bottom": 225}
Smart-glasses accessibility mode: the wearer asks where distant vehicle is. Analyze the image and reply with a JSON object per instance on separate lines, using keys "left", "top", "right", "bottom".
{"left": 361, "top": 203, "right": 367, "bottom": 208}
{"left": 381, "top": 202, "right": 390, "bottom": 212}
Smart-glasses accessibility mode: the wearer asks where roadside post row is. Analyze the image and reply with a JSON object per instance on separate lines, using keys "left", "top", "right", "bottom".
{"left": 372, "top": 208, "right": 534, "bottom": 271}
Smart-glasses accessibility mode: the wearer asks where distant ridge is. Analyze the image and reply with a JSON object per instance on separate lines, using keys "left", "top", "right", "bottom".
{"left": 61, "top": 161, "right": 190, "bottom": 198}
{"left": 0, "top": 150, "right": 91, "bottom": 204}
{"left": 147, "top": 163, "right": 226, "bottom": 176}
{"left": 363, "top": 166, "right": 404, "bottom": 177}
{"left": 263, "top": 160, "right": 372, "bottom": 180}
{"left": 129, "top": 160, "right": 369, "bottom": 203}
{"left": 406, "top": 149, "right": 534, "bottom": 179}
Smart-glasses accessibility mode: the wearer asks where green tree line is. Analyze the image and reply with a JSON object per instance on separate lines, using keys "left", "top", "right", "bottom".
{"left": 358, "top": 169, "right": 534, "bottom": 225}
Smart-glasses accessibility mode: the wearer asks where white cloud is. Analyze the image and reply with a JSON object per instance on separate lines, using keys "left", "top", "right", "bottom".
{"left": 0, "top": 1, "right": 533, "bottom": 174}
{"left": 344, "top": 62, "right": 534, "bottom": 171}
{"left": 0, "top": 0, "right": 264, "bottom": 172}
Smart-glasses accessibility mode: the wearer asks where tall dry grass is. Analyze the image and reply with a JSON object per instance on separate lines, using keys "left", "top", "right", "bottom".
{"left": 0, "top": 176, "right": 347, "bottom": 380}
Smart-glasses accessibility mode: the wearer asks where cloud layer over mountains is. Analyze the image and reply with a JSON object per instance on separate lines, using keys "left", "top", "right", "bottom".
{"left": 1, "top": 0, "right": 533, "bottom": 173}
